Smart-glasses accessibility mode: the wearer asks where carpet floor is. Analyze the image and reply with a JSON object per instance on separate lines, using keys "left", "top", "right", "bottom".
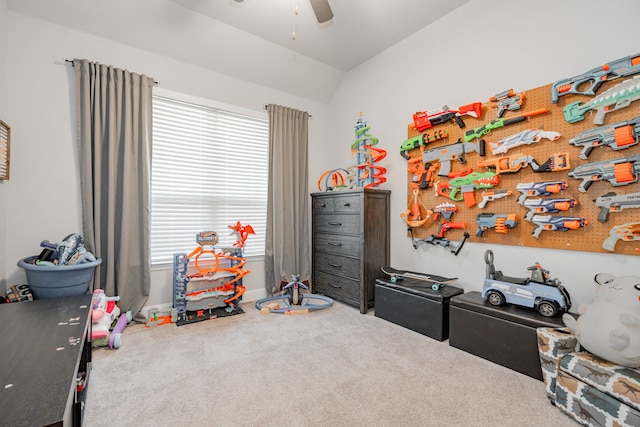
{"left": 84, "top": 300, "right": 576, "bottom": 426}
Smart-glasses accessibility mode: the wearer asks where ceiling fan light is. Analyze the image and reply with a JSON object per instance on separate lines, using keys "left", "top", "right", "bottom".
{"left": 309, "top": 0, "right": 333, "bottom": 23}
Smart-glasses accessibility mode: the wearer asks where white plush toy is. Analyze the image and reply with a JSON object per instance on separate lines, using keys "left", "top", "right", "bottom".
{"left": 563, "top": 273, "right": 640, "bottom": 368}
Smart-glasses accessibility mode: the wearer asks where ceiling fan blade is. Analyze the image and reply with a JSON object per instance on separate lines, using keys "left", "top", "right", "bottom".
{"left": 309, "top": 0, "right": 333, "bottom": 23}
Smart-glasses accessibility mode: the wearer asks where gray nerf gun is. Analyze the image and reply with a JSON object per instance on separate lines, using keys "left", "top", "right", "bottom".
{"left": 602, "top": 222, "right": 640, "bottom": 252}
{"left": 569, "top": 115, "right": 640, "bottom": 160}
{"left": 551, "top": 53, "right": 640, "bottom": 103}
{"left": 594, "top": 191, "right": 640, "bottom": 222}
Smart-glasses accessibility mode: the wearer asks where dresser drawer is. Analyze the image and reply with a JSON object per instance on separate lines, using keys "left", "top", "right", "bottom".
{"left": 312, "top": 196, "right": 335, "bottom": 212}
{"left": 314, "top": 233, "right": 361, "bottom": 256}
{"left": 313, "top": 271, "right": 359, "bottom": 304}
{"left": 313, "top": 213, "right": 360, "bottom": 234}
{"left": 332, "top": 195, "right": 361, "bottom": 213}
{"left": 313, "top": 252, "right": 360, "bottom": 279}
{"left": 312, "top": 194, "right": 361, "bottom": 214}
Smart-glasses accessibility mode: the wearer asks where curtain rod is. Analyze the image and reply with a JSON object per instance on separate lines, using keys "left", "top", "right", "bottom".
{"left": 64, "top": 59, "right": 158, "bottom": 86}
{"left": 263, "top": 104, "right": 312, "bottom": 118}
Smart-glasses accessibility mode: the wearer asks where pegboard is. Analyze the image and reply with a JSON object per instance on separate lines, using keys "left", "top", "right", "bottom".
{"left": 403, "top": 77, "right": 640, "bottom": 256}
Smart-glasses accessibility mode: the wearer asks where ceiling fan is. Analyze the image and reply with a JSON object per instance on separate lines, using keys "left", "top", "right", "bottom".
{"left": 232, "top": 0, "right": 333, "bottom": 24}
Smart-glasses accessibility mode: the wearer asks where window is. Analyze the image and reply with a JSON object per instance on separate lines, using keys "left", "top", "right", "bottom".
{"left": 151, "top": 91, "right": 269, "bottom": 266}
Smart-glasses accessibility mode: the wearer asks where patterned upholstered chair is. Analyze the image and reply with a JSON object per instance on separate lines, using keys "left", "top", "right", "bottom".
{"left": 537, "top": 327, "right": 640, "bottom": 426}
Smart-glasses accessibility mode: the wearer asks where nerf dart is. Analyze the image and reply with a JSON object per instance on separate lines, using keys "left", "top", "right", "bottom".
{"left": 568, "top": 115, "right": 640, "bottom": 160}
{"left": 464, "top": 108, "right": 549, "bottom": 142}
{"left": 594, "top": 191, "right": 640, "bottom": 222}
{"left": 563, "top": 76, "right": 640, "bottom": 125}
{"left": 551, "top": 53, "right": 640, "bottom": 103}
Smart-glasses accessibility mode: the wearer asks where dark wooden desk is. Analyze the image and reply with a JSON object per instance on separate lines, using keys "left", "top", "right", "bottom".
{"left": 0, "top": 294, "right": 92, "bottom": 426}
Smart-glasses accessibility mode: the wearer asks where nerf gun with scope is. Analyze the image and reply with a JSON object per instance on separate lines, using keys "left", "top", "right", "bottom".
{"left": 594, "top": 191, "right": 640, "bottom": 222}
{"left": 551, "top": 53, "right": 640, "bottom": 103}
{"left": 568, "top": 115, "right": 640, "bottom": 160}
{"left": 568, "top": 153, "right": 640, "bottom": 192}
{"left": 412, "top": 102, "right": 482, "bottom": 132}
{"left": 463, "top": 108, "right": 549, "bottom": 142}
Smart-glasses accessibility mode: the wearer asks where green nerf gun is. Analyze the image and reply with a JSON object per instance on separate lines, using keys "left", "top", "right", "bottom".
{"left": 435, "top": 171, "right": 500, "bottom": 208}
{"left": 563, "top": 76, "right": 640, "bottom": 125}
{"left": 463, "top": 108, "right": 549, "bottom": 142}
{"left": 400, "top": 130, "right": 448, "bottom": 159}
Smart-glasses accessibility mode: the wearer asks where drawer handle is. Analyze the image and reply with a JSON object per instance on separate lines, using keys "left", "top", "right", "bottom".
{"left": 328, "top": 242, "right": 343, "bottom": 247}
{"left": 329, "top": 283, "right": 342, "bottom": 289}
{"left": 328, "top": 262, "right": 342, "bottom": 268}
{"left": 343, "top": 202, "right": 350, "bottom": 207}
{"left": 320, "top": 203, "right": 327, "bottom": 207}
{"left": 328, "top": 222, "right": 342, "bottom": 226}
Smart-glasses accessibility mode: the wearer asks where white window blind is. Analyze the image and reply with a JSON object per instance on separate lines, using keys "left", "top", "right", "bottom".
{"left": 151, "top": 94, "right": 269, "bottom": 265}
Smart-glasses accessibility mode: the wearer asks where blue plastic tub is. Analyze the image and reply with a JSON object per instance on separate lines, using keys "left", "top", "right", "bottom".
{"left": 17, "top": 256, "right": 102, "bottom": 299}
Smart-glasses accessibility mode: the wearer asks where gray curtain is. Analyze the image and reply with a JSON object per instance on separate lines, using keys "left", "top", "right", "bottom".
{"left": 265, "top": 104, "right": 310, "bottom": 294}
{"left": 73, "top": 59, "right": 153, "bottom": 318}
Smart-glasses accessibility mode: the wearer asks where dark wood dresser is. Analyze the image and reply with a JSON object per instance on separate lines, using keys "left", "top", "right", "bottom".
{"left": 311, "top": 189, "right": 390, "bottom": 313}
{"left": 0, "top": 294, "right": 93, "bottom": 426}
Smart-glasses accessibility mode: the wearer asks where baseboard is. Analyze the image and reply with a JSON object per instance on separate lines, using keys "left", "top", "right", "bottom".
{"left": 142, "top": 287, "right": 268, "bottom": 319}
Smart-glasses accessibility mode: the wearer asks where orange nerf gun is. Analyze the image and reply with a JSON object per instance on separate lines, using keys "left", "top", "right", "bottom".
{"left": 412, "top": 102, "right": 482, "bottom": 132}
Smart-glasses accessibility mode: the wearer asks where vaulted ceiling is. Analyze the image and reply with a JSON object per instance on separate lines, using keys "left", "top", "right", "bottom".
{"left": 8, "top": 0, "right": 470, "bottom": 102}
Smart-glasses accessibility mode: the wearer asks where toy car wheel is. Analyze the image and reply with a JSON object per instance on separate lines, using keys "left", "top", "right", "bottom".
{"left": 486, "top": 291, "right": 505, "bottom": 306}
{"left": 537, "top": 301, "right": 558, "bottom": 317}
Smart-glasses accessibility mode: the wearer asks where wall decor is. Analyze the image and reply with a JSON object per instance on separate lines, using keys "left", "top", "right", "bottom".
{"left": 402, "top": 59, "right": 640, "bottom": 256}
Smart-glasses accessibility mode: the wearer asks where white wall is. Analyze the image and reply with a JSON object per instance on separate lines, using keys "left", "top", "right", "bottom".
{"left": 4, "top": 0, "right": 640, "bottom": 312}
{"left": 327, "top": 0, "right": 640, "bottom": 311}
{"left": 4, "top": 12, "right": 331, "bottom": 307}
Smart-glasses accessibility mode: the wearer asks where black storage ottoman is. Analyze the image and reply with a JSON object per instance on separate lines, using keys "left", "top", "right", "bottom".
{"left": 374, "top": 278, "right": 464, "bottom": 341}
{"left": 449, "top": 291, "right": 566, "bottom": 380}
